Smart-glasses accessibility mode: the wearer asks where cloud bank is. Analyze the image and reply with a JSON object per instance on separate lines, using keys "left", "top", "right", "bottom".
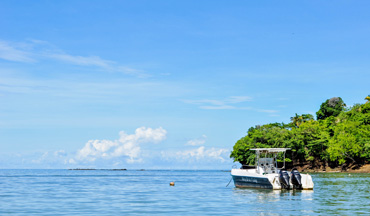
{"left": 161, "top": 146, "right": 229, "bottom": 163}
{"left": 75, "top": 127, "right": 167, "bottom": 164}
{"left": 0, "top": 127, "right": 232, "bottom": 169}
{"left": 186, "top": 135, "right": 207, "bottom": 146}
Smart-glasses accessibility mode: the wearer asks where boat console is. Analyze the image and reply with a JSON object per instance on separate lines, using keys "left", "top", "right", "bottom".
{"left": 258, "top": 158, "right": 277, "bottom": 174}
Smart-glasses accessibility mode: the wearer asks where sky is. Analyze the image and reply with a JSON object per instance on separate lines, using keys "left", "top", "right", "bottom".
{"left": 0, "top": 0, "right": 369, "bottom": 169}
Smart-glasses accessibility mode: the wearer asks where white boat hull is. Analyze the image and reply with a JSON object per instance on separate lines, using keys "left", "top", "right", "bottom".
{"left": 231, "top": 169, "right": 314, "bottom": 190}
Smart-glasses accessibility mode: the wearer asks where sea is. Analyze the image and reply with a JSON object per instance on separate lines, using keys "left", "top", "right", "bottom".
{"left": 0, "top": 169, "right": 369, "bottom": 215}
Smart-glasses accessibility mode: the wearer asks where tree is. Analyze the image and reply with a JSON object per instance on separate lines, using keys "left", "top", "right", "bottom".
{"left": 365, "top": 95, "right": 370, "bottom": 103}
{"left": 296, "top": 120, "right": 330, "bottom": 163}
{"left": 230, "top": 135, "right": 255, "bottom": 165}
{"left": 230, "top": 124, "right": 292, "bottom": 165}
{"left": 316, "top": 97, "right": 346, "bottom": 120}
{"left": 230, "top": 98, "right": 370, "bottom": 169}
{"left": 330, "top": 102, "right": 370, "bottom": 163}
{"left": 290, "top": 113, "right": 302, "bottom": 127}
{"left": 290, "top": 113, "right": 314, "bottom": 128}
{"left": 327, "top": 121, "right": 362, "bottom": 165}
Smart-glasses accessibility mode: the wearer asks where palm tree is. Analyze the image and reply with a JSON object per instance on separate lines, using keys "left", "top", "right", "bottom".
{"left": 290, "top": 113, "right": 313, "bottom": 128}
{"left": 290, "top": 113, "right": 303, "bottom": 127}
{"left": 365, "top": 95, "right": 370, "bottom": 103}
{"left": 301, "top": 114, "right": 314, "bottom": 121}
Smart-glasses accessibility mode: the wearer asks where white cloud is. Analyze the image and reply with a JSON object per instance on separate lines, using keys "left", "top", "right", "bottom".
{"left": 183, "top": 96, "right": 280, "bottom": 115}
{"left": 0, "top": 134, "right": 233, "bottom": 169}
{"left": 226, "top": 96, "right": 253, "bottom": 103}
{"left": 49, "top": 53, "right": 113, "bottom": 68}
{"left": 28, "top": 150, "right": 71, "bottom": 167}
{"left": 255, "top": 109, "right": 280, "bottom": 117}
{"left": 75, "top": 127, "right": 167, "bottom": 163}
{"left": 256, "top": 109, "right": 279, "bottom": 113}
{"left": 76, "top": 139, "right": 118, "bottom": 161}
{"left": 54, "top": 150, "right": 67, "bottom": 157}
{"left": 161, "top": 146, "right": 229, "bottom": 163}
{"left": 0, "top": 39, "right": 146, "bottom": 77}
{"left": 183, "top": 96, "right": 253, "bottom": 110}
{"left": 277, "top": 105, "right": 288, "bottom": 108}
{"left": 31, "top": 152, "right": 49, "bottom": 164}
{"left": 186, "top": 135, "right": 207, "bottom": 146}
{"left": 0, "top": 40, "right": 34, "bottom": 62}
{"left": 199, "top": 105, "right": 236, "bottom": 110}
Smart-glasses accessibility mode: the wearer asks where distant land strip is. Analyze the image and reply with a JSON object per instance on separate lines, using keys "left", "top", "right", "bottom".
{"left": 69, "top": 168, "right": 127, "bottom": 171}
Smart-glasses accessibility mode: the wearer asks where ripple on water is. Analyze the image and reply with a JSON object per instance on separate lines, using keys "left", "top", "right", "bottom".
{"left": 0, "top": 170, "right": 369, "bottom": 215}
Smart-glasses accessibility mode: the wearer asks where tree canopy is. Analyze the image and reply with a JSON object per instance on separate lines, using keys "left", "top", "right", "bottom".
{"left": 230, "top": 97, "right": 370, "bottom": 169}
{"left": 316, "top": 97, "right": 346, "bottom": 120}
{"left": 365, "top": 95, "right": 370, "bottom": 103}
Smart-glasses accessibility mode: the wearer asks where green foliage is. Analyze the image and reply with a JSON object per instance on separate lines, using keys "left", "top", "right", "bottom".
{"left": 316, "top": 97, "right": 346, "bottom": 120}
{"left": 327, "top": 121, "right": 361, "bottom": 165}
{"left": 327, "top": 102, "right": 370, "bottom": 164}
{"left": 365, "top": 95, "right": 370, "bottom": 103}
{"left": 276, "top": 158, "right": 292, "bottom": 162}
{"left": 230, "top": 123, "right": 292, "bottom": 165}
{"left": 296, "top": 119, "right": 330, "bottom": 161}
{"left": 290, "top": 113, "right": 314, "bottom": 128}
{"left": 284, "top": 158, "right": 292, "bottom": 162}
{"left": 230, "top": 97, "right": 370, "bottom": 167}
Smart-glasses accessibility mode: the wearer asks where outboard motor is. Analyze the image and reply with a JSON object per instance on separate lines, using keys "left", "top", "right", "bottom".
{"left": 279, "top": 170, "right": 290, "bottom": 189}
{"left": 290, "top": 168, "right": 302, "bottom": 189}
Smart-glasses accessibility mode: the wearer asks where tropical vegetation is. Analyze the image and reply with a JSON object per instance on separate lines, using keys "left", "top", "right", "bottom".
{"left": 230, "top": 96, "right": 370, "bottom": 170}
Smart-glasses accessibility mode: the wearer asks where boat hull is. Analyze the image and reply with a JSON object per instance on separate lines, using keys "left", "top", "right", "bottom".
{"left": 231, "top": 168, "right": 314, "bottom": 190}
{"left": 232, "top": 175, "right": 273, "bottom": 189}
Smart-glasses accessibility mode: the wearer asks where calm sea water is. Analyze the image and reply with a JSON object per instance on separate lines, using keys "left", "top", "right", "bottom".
{"left": 0, "top": 169, "right": 369, "bottom": 215}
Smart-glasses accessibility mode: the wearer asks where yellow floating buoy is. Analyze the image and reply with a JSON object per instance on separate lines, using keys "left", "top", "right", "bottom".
{"left": 170, "top": 182, "right": 175, "bottom": 186}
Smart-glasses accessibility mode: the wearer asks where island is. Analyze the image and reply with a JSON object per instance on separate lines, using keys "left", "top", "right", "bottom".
{"left": 230, "top": 96, "right": 370, "bottom": 173}
{"left": 69, "top": 168, "right": 127, "bottom": 171}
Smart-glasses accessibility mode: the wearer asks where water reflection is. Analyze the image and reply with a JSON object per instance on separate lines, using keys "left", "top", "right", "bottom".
{"left": 229, "top": 173, "right": 370, "bottom": 215}
{"left": 232, "top": 187, "right": 314, "bottom": 201}
{"left": 232, "top": 188, "right": 314, "bottom": 215}
{"left": 311, "top": 173, "right": 370, "bottom": 215}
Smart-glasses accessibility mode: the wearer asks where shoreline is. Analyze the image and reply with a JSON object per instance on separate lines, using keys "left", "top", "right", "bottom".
{"left": 296, "top": 164, "right": 370, "bottom": 174}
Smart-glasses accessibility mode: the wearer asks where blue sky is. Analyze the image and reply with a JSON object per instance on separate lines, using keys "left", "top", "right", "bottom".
{"left": 0, "top": 1, "right": 369, "bottom": 169}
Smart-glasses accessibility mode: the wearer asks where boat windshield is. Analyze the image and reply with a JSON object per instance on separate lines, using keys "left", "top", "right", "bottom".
{"left": 250, "top": 148, "right": 291, "bottom": 173}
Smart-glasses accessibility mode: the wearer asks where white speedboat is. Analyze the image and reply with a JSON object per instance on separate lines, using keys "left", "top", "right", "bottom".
{"left": 231, "top": 148, "right": 314, "bottom": 190}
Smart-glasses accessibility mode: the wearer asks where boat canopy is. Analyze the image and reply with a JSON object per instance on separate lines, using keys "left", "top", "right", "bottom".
{"left": 250, "top": 148, "right": 290, "bottom": 153}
